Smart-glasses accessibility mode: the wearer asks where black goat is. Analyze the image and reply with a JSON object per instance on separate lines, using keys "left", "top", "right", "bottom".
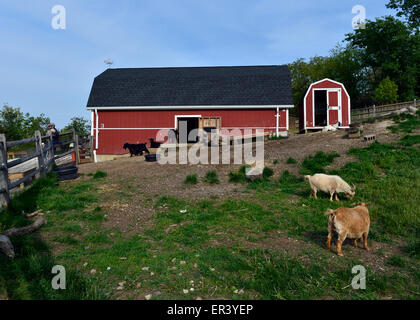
{"left": 149, "top": 138, "right": 161, "bottom": 148}
{"left": 123, "top": 142, "right": 150, "bottom": 157}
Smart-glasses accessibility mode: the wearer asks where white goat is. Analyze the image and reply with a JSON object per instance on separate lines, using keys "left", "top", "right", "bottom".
{"left": 304, "top": 173, "right": 355, "bottom": 201}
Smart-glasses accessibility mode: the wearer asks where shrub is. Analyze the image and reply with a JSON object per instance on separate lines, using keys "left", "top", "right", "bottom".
{"left": 228, "top": 165, "right": 250, "bottom": 183}
{"left": 204, "top": 171, "right": 220, "bottom": 184}
{"left": 93, "top": 171, "right": 107, "bottom": 179}
{"left": 184, "top": 174, "right": 198, "bottom": 185}
{"left": 262, "top": 167, "right": 274, "bottom": 180}
{"left": 373, "top": 77, "right": 399, "bottom": 105}
{"left": 286, "top": 157, "right": 297, "bottom": 164}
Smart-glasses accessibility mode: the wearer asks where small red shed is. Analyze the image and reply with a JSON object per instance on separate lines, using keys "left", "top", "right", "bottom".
{"left": 299, "top": 78, "right": 351, "bottom": 132}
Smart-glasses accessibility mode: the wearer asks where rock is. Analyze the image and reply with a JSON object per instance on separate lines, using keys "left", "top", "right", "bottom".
{"left": 116, "top": 286, "right": 124, "bottom": 290}
{"left": 142, "top": 267, "right": 150, "bottom": 271}
{"left": 145, "top": 294, "right": 152, "bottom": 300}
{"left": 183, "top": 289, "right": 189, "bottom": 294}
{"left": 196, "top": 296, "right": 202, "bottom": 300}
{"left": 193, "top": 263, "right": 198, "bottom": 268}
{"left": 118, "top": 281, "right": 126, "bottom": 286}
{"left": 90, "top": 269, "right": 96, "bottom": 274}
{"left": 171, "top": 258, "right": 177, "bottom": 263}
{"left": 408, "top": 106, "right": 417, "bottom": 114}
{"left": 136, "top": 282, "right": 142, "bottom": 288}
{"left": 190, "top": 288, "right": 195, "bottom": 292}
{"left": 180, "top": 260, "right": 186, "bottom": 265}
{"left": 120, "top": 257, "right": 127, "bottom": 260}
{"left": 83, "top": 262, "right": 88, "bottom": 267}
{"left": 400, "top": 107, "right": 408, "bottom": 113}
{"left": 210, "top": 267, "right": 215, "bottom": 272}
{"left": 153, "top": 290, "right": 162, "bottom": 297}
{"left": 245, "top": 167, "right": 263, "bottom": 181}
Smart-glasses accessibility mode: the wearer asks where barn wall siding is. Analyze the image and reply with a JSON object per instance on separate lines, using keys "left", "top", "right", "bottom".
{"left": 94, "top": 109, "right": 287, "bottom": 155}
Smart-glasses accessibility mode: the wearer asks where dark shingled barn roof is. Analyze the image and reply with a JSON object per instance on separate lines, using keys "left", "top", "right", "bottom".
{"left": 86, "top": 65, "right": 293, "bottom": 109}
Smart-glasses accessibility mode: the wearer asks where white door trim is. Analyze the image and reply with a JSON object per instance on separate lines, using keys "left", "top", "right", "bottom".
{"left": 174, "top": 115, "right": 202, "bottom": 129}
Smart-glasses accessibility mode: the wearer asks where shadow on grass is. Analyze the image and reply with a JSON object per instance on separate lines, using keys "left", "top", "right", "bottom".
{"left": 0, "top": 173, "right": 105, "bottom": 300}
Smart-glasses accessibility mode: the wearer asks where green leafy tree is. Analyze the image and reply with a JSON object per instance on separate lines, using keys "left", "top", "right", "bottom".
{"left": 345, "top": 16, "right": 418, "bottom": 101}
{"left": 0, "top": 105, "right": 50, "bottom": 141}
{"left": 373, "top": 77, "right": 399, "bottom": 105}
{"left": 386, "top": 0, "right": 420, "bottom": 31}
{"left": 289, "top": 45, "right": 365, "bottom": 111}
{"left": 0, "top": 105, "right": 26, "bottom": 141}
{"left": 62, "top": 117, "right": 90, "bottom": 137}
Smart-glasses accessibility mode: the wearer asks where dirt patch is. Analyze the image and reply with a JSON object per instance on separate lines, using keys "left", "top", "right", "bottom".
{"left": 76, "top": 120, "right": 401, "bottom": 235}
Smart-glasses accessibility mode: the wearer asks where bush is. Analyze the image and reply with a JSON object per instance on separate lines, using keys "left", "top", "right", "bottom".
{"left": 93, "top": 171, "right": 107, "bottom": 179}
{"left": 204, "top": 171, "right": 219, "bottom": 184}
{"left": 184, "top": 174, "right": 198, "bottom": 184}
{"left": 262, "top": 167, "right": 274, "bottom": 180}
{"left": 228, "top": 165, "right": 250, "bottom": 183}
{"left": 286, "top": 157, "right": 297, "bottom": 164}
{"left": 373, "top": 77, "right": 399, "bottom": 105}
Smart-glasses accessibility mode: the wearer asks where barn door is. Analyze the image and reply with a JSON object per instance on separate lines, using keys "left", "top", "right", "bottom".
{"left": 328, "top": 89, "right": 341, "bottom": 126}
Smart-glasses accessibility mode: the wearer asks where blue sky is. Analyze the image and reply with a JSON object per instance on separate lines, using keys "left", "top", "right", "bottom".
{"left": 0, "top": 0, "right": 394, "bottom": 128}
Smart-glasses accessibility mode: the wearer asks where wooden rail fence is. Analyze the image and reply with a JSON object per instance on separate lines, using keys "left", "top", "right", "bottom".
{"left": 0, "top": 128, "right": 80, "bottom": 207}
{"left": 351, "top": 100, "right": 417, "bottom": 123}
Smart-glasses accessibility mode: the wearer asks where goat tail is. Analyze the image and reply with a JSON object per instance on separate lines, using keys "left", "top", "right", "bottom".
{"left": 304, "top": 175, "right": 310, "bottom": 181}
{"left": 324, "top": 208, "right": 335, "bottom": 216}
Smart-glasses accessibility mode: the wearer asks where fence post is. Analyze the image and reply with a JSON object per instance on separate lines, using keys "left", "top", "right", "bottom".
{"left": 74, "top": 129, "right": 80, "bottom": 165}
{"left": 373, "top": 104, "right": 376, "bottom": 119}
{"left": 0, "top": 134, "right": 10, "bottom": 207}
{"left": 49, "top": 133, "right": 54, "bottom": 172}
{"left": 35, "top": 131, "right": 46, "bottom": 177}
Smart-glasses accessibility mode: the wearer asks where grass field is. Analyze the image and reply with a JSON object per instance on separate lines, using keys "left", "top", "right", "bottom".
{"left": 1, "top": 113, "right": 419, "bottom": 300}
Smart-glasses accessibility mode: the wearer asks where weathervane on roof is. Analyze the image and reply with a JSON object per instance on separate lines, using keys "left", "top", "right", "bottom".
{"left": 104, "top": 58, "right": 114, "bottom": 68}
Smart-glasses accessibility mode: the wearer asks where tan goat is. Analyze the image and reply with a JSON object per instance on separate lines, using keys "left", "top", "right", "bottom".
{"left": 325, "top": 203, "right": 370, "bottom": 256}
{"left": 305, "top": 173, "right": 355, "bottom": 201}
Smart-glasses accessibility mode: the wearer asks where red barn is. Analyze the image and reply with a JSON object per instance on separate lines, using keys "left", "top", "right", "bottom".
{"left": 299, "top": 78, "right": 351, "bottom": 132}
{"left": 86, "top": 65, "right": 294, "bottom": 162}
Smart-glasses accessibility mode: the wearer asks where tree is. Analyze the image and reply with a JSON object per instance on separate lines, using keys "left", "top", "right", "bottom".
{"left": 0, "top": 105, "right": 51, "bottom": 141}
{"left": 386, "top": 0, "right": 420, "bottom": 31}
{"left": 345, "top": 16, "right": 419, "bottom": 101}
{"left": 373, "top": 77, "right": 399, "bottom": 105}
{"left": 62, "top": 117, "right": 90, "bottom": 137}
{"left": 289, "top": 45, "right": 365, "bottom": 111}
{"left": 0, "top": 105, "right": 26, "bottom": 141}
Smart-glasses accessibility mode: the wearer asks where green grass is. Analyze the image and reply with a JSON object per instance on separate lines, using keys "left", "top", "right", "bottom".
{"left": 0, "top": 173, "right": 105, "bottom": 299}
{"left": 228, "top": 165, "right": 250, "bottom": 183}
{"left": 1, "top": 115, "right": 419, "bottom": 300}
{"left": 388, "top": 112, "right": 420, "bottom": 133}
{"left": 286, "top": 157, "right": 297, "bottom": 164}
{"left": 184, "top": 174, "right": 198, "bottom": 185}
{"left": 203, "top": 171, "right": 219, "bottom": 184}
{"left": 93, "top": 171, "right": 107, "bottom": 179}
{"left": 300, "top": 151, "right": 340, "bottom": 175}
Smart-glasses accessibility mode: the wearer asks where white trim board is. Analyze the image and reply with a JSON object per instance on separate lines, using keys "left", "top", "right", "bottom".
{"left": 86, "top": 105, "right": 295, "bottom": 110}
